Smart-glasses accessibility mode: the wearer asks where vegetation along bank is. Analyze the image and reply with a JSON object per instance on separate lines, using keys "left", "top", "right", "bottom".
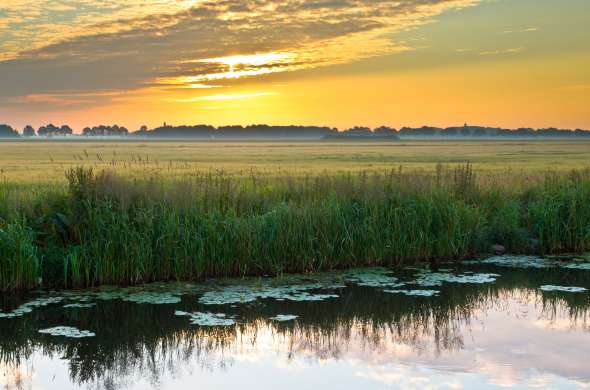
{"left": 1, "top": 164, "right": 589, "bottom": 291}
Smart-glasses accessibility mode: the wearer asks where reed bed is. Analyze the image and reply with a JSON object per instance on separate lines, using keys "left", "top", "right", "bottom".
{"left": 1, "top": 164, "right": 589, "bottom": 291}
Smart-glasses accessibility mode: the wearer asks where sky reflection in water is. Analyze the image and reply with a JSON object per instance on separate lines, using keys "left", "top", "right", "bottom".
{"left": 1, "top": 259, "right": 589, "bottom": 390}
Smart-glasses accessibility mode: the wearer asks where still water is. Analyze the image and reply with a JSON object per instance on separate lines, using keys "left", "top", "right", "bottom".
{"left": 1, "top": 256, "right": 589, "bottom": 390}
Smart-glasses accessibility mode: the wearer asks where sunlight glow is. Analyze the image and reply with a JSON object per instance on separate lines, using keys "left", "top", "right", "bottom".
{"left": 200, "top": 52, "right": 294, "bottom": 68}
{"left": 168, "top": 92, "right": 277, "bottom": 102}
{"left": 157, "top": 52, "right": 299, "bottom": 85}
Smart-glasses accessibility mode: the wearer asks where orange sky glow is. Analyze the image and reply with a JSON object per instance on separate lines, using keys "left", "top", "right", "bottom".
{"left": 0, "top": 0, "right": 588, "bottom": 131}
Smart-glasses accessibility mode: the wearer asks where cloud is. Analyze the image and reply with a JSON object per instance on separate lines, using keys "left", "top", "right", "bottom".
{"left": 0, "top": 0, "right": 481, "bottom": 107}
{"left": 168, "top": 92, "right": 277, "bottom": 102}
{"left": 479, "top": 47, "right": 525, "bottom": 56}
{"left": 501, "top": 27, "right": 538, "bottom": 34}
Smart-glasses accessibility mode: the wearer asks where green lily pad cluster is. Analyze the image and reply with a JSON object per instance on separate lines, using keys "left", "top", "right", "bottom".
{"left": 563, "top": 263, "right": 590, "bottom": 270}
{"left": 270, "top": 314, "right": 299, "bottom": 321}
{"left": 414, "top": 271, "right": 499, "bottom": 287}
{"left": 0, "top": 296, "right": 63, "bottom": 319}
{"left": 123, "top": 292, "right": 182, "bottom": 305}
{"left": 198, "top": 283, "right": 340, "bottom": 305}
{"left": 469, "top": 255, "right": 590, "bottom": 270}
{"left": 38, "top": 326, "right": 96, "bottom": 338}
{"left": 175, "top": 311, "right": 236, "bottom": 326}
{"left": 473, "top": 256, "right": 555, "bottom": 269}
{"left": 63, "top": 303, "right": 96, "bottom": 309}
{"left": 383, "top": 289, "right": 440, "bottom": 297}
{"left": 539, "top": 285, "right": 588, "bottom": 293}
{"left": 345, "top": 268, "right": 406, "bottom": 288}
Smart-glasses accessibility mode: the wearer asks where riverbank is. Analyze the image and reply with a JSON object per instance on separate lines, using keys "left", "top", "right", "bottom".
{"left": 1, "top": 165, "right": 589, "bottom": 291}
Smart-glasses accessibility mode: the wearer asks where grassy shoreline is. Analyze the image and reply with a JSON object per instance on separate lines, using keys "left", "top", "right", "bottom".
{"left": 1, "top": 164, "right": 590, "bottom": 291}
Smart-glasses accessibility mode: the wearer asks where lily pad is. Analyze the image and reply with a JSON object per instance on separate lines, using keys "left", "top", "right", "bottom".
{"left": 539, "top": 285, "right": 588, "bottom": 293}
{"left": 414, "top": 271, "right": 499, "bottom": 287}
{"left": 123, "top": 292, "right": 181, "bottom": 305}
{"left": 63, "top": 303, "right": 96, "bottom": 309}
{"left": 39, "top": 326, "right": 95, "bottom": 338}
{"left": 198, "top": 283, "right": 340, "bottom": 305}
{"left": 270, "top": 314, "right": 299, "bottom": 321}
{"left": 562, "top": 263, "right": 590, "bottom": 270}
{"left": 0, "top": 297, "right": 63, "bottom": 319}
{"left": 175, "top": 311, "right": 236, "bottom": 326}
{"left": 383, "top": 289, "right": 440, "bottom": 297}
{"left": 345, "top": 268, "right": 405, "bottom": 288}
{"left": 469, "top": 256, "right": 556, "bottom": 269}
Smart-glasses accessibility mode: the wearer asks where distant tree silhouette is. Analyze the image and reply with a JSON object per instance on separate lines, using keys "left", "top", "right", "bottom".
{"left": 373, "top": 126, "right": 398, "bottom": 136}
{"left": 131, "top": 124, "right": 337, "bottom": 139}
{"left": 0, "top": 122, "right": 588, "bottom": 139}
{"left": 60, "top": 125, "right": 73, "bottom": 135}
{"left": 23, "top": 125, "right": 36, "bottom": 137}
{"left": 342, "top": 126, "right": 372, "bottom": 136}
{"left": 38, "top": 124, "right": 73, "bottom": 136}
{"left": 0, "top": 124, "right": 19, "bottom": 138}
{"left": 38, "top": 124, "right": 58, "bottom": 136}
{"left": 83, "top": 125, "right": 129, "bottom": 136}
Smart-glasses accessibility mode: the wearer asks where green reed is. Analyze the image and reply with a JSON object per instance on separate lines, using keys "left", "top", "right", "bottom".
{"left": 0, "top": 165, "right": 589, "bottom": 291}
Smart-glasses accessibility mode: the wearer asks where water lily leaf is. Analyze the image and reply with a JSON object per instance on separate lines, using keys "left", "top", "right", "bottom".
{"left": 39, "top": 326, "right": 95, "bottom": 338}
{"left": 539, "top": 285, "right": 587, "bottom": 293}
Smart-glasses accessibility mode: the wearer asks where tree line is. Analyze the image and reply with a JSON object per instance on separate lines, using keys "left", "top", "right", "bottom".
{"left": 1, "top": 123, "right": 590, "bottom": 139}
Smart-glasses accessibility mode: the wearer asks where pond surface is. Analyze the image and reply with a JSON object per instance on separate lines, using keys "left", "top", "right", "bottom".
{"left": 1, "top": 256, "right": 590, "bottom": 390}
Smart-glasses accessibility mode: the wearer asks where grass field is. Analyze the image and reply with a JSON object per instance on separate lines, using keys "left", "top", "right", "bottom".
{"left": 1, "top": 139, "right": 589, "bottom": 291}
{"left": 1, "top": 140, "right": 589, "bottom": 182}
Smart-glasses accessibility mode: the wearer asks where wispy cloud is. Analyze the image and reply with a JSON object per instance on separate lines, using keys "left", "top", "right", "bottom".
{"left": 479, "top": 47, "right": 526, "bottom": 56}
{"left": 501, "top": 27, "right": 538, "bottom": 34}
{"left": 0, "top": 0, "right": 482, "bottom": 107}
{"left": 169, "top": 92, "right": 277, "bottom": 103}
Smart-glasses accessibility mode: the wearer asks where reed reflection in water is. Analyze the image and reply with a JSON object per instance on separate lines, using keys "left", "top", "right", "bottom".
{"left": 1, "top": 263, "right": 589, "bottom": 390}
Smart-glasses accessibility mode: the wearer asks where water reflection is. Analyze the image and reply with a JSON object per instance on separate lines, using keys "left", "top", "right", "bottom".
{"left": 1, "top": 263, "right": 589, "bottom": 390}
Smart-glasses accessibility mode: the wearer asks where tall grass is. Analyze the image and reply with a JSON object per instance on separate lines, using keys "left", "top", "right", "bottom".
{"left": 0, "top": 165, "right": 589, "bottom": 291}
{"left": 0, "top": 218, "right": 39, "bottom": 290}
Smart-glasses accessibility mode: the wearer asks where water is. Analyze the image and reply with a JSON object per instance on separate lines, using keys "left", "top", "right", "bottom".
{"left": 1, "top": 256, "right": 589, "bottom": 390}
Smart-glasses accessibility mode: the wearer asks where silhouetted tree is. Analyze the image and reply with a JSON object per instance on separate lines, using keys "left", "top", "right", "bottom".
{"left": 0, "top": 124, "right": 19, "bottom": 138}
{"left": 82, "top": 125, "right": 129, "bottom": 136}
{"left": 343, "top": 126, "right": 372, "bottom": 136}
{"left": 60, "top": 125, "right": 73, "bottom": 135}
{"left": 23, "top": 125, "right": 36, "bottom": 137}
{"left": 373, "top": 126, "right": 398, "bottom": 136}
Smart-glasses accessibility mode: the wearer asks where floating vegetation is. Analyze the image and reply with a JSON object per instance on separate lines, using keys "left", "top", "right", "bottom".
{"left": 123, "top": 292, "right": 182, "bottom": 305}
{"left": 383, "top": 289, "right": 440, "bottom": 297}
{"left": 468, "top": 256, "right": 556, "bottom": 269}
{"left": 270, "top": 314, "right": 299, "bottom": 321}
{"left": 198, "top": 283, "right": 340, "bottom": 305}
{"left": 38, "top": 326, "right": 96, "bottom": 338}
{"left": 468, "top": 256, "right": 590, "bottom": 271}
{"left": 562, "top": 263, "right": 590, "bottom": 270}
{"left": 345, "top": 268, "right": 406, "bottom": 288}
{"left": 63, "top": 303, "right": 96, "bottom": 309}
{"left": 539, "top": 285, "right": 588, "bottom": 293}
{"left": 414, "top": 271, "right": 499, "bottom": 287}
{"left": 175, "top": 311, "right": 236, "bottom": 326}
{"left": 94, "top": 290, "right": 129, "bottom": 301}
{"left": 0, "top": 297, "right": 63, "bottom": 319}
{"left": 0, "top": 307, "right": 31, "bottom": 319}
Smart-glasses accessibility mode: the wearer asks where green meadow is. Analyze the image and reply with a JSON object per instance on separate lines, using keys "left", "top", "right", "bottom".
{"left": 1, "top": 140, "right": 589, "bottom": 291}
{"left": 1, "top": 140, "right": 590, "bottom": 182}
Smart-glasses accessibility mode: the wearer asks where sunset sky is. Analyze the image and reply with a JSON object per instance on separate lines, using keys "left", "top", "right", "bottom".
{"left": 0, "top": 0, "right": 588, "bottom": 132}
